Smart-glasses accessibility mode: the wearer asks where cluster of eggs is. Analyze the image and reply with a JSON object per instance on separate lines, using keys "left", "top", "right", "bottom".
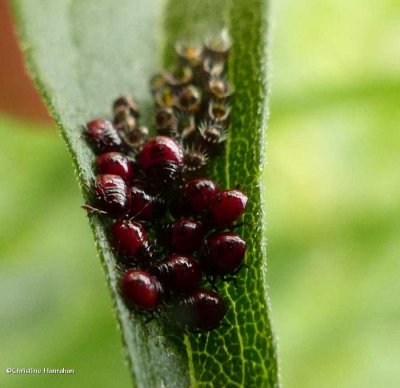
{"left": 84, "top": 32, "right": 248, "bottom": 331}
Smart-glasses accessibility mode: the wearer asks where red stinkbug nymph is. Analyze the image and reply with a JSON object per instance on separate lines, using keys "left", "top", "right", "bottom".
{"left": 138, "top": 136, "right": 184, "bottom": 185}
{"left": 201, "top": 232, "right": 246, "bottom": 276}
{"left": 86, "top": 119, "right": 123, "bottom": 153}
{"left": 163, "top": 218, "right": 205, "bottom": 254}
{"left": 184, "top": 178, "right": 220, "bottom": 215}
{"left": 122, "top": 269, "right": 163, "bottom": 311}
{"left": 84, "top": 32, "right": 245, "bottom": 331}
{"left": 173, "top": 290, "right": 227, "bottom": 331}
{"left": 112, "top": 220, "right": 153, "bottom": 263}
{"left": 151, "top": 254, "right": 201, "bottom": 294}
{"left": 95, "top": 152, "right": 134, "bottom": 183}
{"left": 94, "top": 174, "right": 130, "bottom": 217}
{"left": 209, "top": 189, "right": 248, "bottom": 227}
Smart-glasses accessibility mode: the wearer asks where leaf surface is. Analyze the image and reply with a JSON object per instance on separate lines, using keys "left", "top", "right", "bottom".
{"left": 12, "top": 0, "right": 278, "bottom": 386}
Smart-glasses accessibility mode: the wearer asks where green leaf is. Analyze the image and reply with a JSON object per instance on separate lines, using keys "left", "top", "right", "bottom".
{"left": 12, "top": 0, "right": 279, "bottom": 386}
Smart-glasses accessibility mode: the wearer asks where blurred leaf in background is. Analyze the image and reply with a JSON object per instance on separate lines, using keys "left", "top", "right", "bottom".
{"left": 0, "top": 0, "right": 50, "bottom": 122}
{"left": 0, "top": 0, "right": 399, "bottom": 387}
{"left": 267, "top": 0, "right": 400, "bottom": 387}
{"left": 0, "top": 115, "right": 131, "bottom": 387}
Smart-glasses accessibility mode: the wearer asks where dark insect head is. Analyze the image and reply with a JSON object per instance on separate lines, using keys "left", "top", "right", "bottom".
{"left": 198, "top": 120, "right": 228, "bottom": 145}
{"left": 177, "top": 85, "right": 202, "bottom": 112}
{"left": 183, "top": 145, "right": 209, "bottom": 173}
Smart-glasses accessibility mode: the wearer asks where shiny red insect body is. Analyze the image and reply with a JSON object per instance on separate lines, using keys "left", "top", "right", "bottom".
{"left": 165, "top": 218, "right": 205, "bottom": 254}
{"left": 184, "top": 178, "right": 220, "bottom": 214}
{"left": 85, "top": 34, "right": 242, "bottom": 332}
{"left": 138, "top": 136, "right": 183, "bottom": 184}
{"left": 94, "top": 174, "right": 130, "bottom": 217}
{"left": 151, "top": 254, "right": 201, "bottom": 294}
{"left": 86, "top": 119, "right": 122, "bottom": 153}
{"left": 122, "top": 269, "right": 162, "bottom": 311}
{"left": 201, "top": 232, "right": 246, "bottom": 276}
{"left": 209, "top": 189, "right": 248, "bottom": 227}
{"left": 173, "top": 290, "right": 227, "bottom": 331}
{"left": 112, "top": 220, "right": 153, "bottom": 262}
{"left": 95, "top": 152, "right": 134, "bottom": 183}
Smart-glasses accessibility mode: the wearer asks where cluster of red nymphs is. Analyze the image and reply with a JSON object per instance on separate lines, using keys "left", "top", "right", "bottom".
{"left": 84, "top": 32, "right": 248, "bottom": 332}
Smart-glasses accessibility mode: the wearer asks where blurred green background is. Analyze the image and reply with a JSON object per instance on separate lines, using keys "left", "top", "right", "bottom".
{"left": 1, "top": 0, "right": 399, "bottom": 387}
